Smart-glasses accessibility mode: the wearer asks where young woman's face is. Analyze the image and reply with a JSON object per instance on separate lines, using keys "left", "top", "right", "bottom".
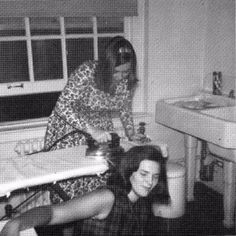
{"left": 128, "top": 160, "right": 160, "bottom": 202}
{"left": 112, "top": 62, "right": 131, "bottom": 83}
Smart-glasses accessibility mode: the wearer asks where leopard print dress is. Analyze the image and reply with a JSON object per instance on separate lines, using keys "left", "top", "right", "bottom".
{"left": 44, "top": 60, "right": 135, "bottom": 203}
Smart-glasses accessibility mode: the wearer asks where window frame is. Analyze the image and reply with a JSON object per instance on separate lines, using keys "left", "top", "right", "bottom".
{"left": 0, "top": 16, "right": 125, "bottom": 97}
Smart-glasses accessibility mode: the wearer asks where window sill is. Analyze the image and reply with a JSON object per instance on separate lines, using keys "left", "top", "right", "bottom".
{"left": 0, "top": 117, "right": 49, "bottom": 133}
{"left": 0, "top": 112, "right": 153, "bottom": 133}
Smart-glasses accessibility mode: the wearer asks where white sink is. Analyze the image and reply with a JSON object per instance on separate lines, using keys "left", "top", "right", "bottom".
{"left": 200, "top": 107, "right": 236, "bottom": 161}
{"left": 155, "top": 93, "right": 236, "bottom": 149}
{"left": 201, "top": 106, "right": 236, "bottom": 122}
{"left": 156, "top": 93, "right": 236, "bottom": 228}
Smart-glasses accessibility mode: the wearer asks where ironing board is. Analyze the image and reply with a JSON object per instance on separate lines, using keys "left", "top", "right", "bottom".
{"left": 0, "top": 139, "right": 168, "bottom": 198}
{"left": 0, "top": 146, "right": 108, "bottom": 197}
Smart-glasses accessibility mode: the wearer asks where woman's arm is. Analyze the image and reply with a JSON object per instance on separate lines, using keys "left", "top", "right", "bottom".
{"left": 119, "top": 98, "right": 135, "bottom": 140}
{"left": 0, "top": 189, "right": 114, "bottom": 236}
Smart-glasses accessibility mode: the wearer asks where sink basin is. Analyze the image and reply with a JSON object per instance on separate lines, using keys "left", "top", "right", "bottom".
{"left": 200, "top": 107, "right": 236, "bottom": 160}
{"left": 201, "top": 106, "right": 236, "bottom": 122}
{"left": 165, "top": 93, "right": 234, "bottom": 110}
{"left": 155, "top": 93, "right": 236, "bottom": 149}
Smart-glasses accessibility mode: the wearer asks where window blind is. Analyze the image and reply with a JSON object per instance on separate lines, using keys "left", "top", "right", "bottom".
{"left": 0, "top": 0, "right": 137, "bottom": 17}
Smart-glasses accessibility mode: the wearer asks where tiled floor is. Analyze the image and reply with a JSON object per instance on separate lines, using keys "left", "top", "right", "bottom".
{"left": 36, "top": 182, "right": 236, "bottom": 236}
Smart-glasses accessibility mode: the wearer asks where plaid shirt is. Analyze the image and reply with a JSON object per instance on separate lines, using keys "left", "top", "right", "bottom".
{"left": 76, "top": 186, "right": 151, "bottom": 236}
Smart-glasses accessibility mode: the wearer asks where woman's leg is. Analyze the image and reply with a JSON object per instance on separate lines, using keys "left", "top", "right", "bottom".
{"left": 50, "top": 173, "right": 111, "bottom": 236}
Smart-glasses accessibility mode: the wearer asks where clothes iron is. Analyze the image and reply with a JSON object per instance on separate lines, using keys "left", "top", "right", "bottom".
{"left": 86, "top": 133, "right": 124, "bottom": 167}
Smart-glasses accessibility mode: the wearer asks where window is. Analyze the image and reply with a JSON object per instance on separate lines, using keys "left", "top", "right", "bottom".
{"left": 0, "top": 16, "right": 125, "bottom": 122}
{"left": 0, "top": 0, "right": 147, "bottom": 124}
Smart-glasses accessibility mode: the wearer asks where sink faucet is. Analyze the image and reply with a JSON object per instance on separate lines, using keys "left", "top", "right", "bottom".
{"left": 229, "top": 89, "right": 235, "bottom": 99}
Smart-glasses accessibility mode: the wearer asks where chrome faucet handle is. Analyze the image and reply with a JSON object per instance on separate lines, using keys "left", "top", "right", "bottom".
{"left": 229, "top": 89, "right": 235, "bottom": 99}
{"left": 137, "top": 122, "right": 146, "bottom": 135}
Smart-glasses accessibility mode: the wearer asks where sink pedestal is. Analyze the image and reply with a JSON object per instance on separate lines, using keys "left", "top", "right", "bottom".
{"left": 223, "top": 161, "right": 236, "bottom": 228}
{"left": 184, "top": 135, "right": 197, "bottom": 201}
{"left": 184, "top": 134, "right": 236, "bottom": 228}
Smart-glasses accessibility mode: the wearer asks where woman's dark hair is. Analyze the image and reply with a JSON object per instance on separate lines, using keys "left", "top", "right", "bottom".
{"left": 95, "top": 36, "right": 138, "bottom": 94}
{"left": 108, "top": 145, "right": 170, "bottom": 204}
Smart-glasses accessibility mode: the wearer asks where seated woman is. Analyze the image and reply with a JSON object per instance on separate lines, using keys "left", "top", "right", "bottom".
{"left": 0, "top": 145, "right": 170, "bottom": 236}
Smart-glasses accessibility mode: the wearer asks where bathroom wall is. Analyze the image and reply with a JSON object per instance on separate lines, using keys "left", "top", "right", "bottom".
{"left": 147, "top": 0, "right": 206, "bottom": 112}
{"left": 145, "top": 0, "right": 207, "bottom": 161}
{"left": 203, "top": 0, "right": 235, "bottom": 95}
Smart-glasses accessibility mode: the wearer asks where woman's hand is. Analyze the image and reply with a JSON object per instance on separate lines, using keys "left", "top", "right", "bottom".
{"left": 129, "top": 133, "right": 151, "bottom": 144}
{"left": 0, "top": 220, "right": 20, "bottom": 236}
{"left": 86, "top": 125, "right": 111, "bottom": 143}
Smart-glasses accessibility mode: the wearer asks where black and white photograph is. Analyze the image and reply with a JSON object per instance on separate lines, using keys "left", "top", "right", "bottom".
{"left": 0, "top": 0, "right": 235, "bottom": 235}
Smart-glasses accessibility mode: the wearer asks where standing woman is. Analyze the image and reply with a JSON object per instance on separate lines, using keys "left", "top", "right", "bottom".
{"left": 44, "top": 36, "right": 138, "bottom": 203}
